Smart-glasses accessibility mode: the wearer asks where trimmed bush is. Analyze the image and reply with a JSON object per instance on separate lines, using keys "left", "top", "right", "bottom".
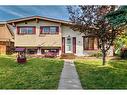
{"left": 90, "top": 51, "right": 102, "bottom": 58}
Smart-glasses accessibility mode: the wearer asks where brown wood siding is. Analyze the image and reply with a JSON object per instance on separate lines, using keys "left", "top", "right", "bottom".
{"left": 0, "top": 24, "right": 14, "bottom": 42}
{"left": 0, "top": 41, "right": 14, "bottom": 54}
{"left": 0, "top": 45, "right": 6, "bottom": 54}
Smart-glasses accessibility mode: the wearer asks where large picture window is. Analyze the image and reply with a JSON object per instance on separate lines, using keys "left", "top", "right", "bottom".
{"left": 17, "top": 26, "right": 36, "bottom": 35}
{"left": 83, "top": 37, "right": 95, "bottom": 50}
{"left": 40, "top": 26, "right": 59, "bottom": 34}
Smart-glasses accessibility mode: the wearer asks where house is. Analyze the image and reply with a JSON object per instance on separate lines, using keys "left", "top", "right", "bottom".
{"left": 6, "top": 16, "right": 113, "bottom": 56}
{"left": 0, "top": 22, "right": 14, "bottom": 54}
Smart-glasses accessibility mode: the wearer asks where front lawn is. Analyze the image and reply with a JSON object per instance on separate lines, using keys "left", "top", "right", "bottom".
{"left": 0, "top": 56, "right": 64, "bottom": 89}
{"left": 75, "top": 59, "right": 127, "bottom": 89}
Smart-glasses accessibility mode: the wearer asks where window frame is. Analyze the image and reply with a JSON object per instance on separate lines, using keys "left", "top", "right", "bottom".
{"left": 17, "top": 26, "right": 36, "bottom": 35}
{"left": 40, "top": 26, "right": 59, "bottom": 34}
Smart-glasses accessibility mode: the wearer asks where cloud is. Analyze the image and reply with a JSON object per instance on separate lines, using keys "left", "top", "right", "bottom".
{"left": 0, "top": 7, "right": 25, "bottom": 17}
{"left": 0, "top": 6, "right": 69, "bottom": 21}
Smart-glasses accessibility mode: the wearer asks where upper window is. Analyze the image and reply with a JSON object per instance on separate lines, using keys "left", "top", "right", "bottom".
{"left": 43, "top": 27, "right": 50, "bottom": 33}
{"left": 50, "top": 26, "right": 57, "bottom": 33}
{"left": 17, "top": 26, "right": 36, "bottom": 35}
{"left": 20, "top": 28, "right": 27, "bottom": 34}
{"left": 40, "top": 26, "right": 59, "bottom": 34}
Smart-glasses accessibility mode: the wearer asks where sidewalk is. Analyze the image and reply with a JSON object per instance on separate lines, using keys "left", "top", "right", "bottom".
{"left": 58, "top": 60, "right": 82, "bottom": 89}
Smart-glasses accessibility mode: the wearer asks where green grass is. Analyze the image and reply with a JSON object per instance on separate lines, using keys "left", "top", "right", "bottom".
{"left": 75, "top": 59, "right": 127, "bottom": 89}
{"left": 0, "top": 56, "right": 64, "bottom": 89}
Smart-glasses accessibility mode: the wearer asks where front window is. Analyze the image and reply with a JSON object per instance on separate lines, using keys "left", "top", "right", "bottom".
{"left": 40, "top": 26, "right": 59, "bottom": 34}
{"left": 17, "top": 26, "right": 36, "bottom": 34}
{"left": 83, "top": 37, "right": 95, "bottom": 50}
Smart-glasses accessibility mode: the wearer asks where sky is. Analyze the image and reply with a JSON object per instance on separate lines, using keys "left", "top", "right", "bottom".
{"left": 0, "top": 6, "right": 69, "bottom": 21}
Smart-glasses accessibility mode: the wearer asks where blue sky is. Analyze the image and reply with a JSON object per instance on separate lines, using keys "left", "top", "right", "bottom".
{"left": 0, "top": 6, "right": 69, "bottom": 21}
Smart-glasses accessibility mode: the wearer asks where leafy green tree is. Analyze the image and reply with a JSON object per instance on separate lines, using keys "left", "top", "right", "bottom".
{"left": 106, "top": 6, "right": 127, "bottom": 28}
{"left": 106, "top": 6, "right": 127, "bottom": 56}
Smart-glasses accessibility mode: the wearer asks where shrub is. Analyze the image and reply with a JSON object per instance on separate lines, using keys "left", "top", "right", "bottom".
{"left": 44, "top": 52, "right": 57, "bottom": 58}
{"left": 90, "top": 52, "right": 102, "bottom": 58}
{"left": 120, "top": 49, "right": 127, "bottom": 59}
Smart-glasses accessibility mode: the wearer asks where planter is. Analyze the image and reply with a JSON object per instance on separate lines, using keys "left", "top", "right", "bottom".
{"left": 17, "top": 57, "right": 26, "bottom": 64}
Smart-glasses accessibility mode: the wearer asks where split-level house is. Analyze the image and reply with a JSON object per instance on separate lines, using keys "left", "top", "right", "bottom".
{"left": 0, "top": 22, "right": 14, "bottom": 54}
{"left": 7, "top": 16, "right": 113, "bottom": 56}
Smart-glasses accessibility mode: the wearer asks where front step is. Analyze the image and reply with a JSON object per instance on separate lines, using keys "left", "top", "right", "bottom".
{"left": 60, "top": 53, "right": 76, "bottom": 59}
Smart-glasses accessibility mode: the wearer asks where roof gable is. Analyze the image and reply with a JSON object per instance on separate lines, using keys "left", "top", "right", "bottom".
{"left": 7, "top": 16, "right": 72, "bottom": 25}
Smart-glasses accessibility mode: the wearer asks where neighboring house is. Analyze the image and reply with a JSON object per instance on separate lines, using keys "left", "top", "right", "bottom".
{"left": 6, "top": 16, "right": 113, "bottom": 56}
{"left": 0, "top": 22, "right": 14, "bottom": 54}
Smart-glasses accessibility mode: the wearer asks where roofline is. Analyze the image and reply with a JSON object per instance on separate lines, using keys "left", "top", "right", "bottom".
{"left": 0, "top": 21, "right": 7, "bottom": 24}
{"left": 7, "top": 16, "right": 73, "bottom": 25}
{"left": 0, "top": 22, "right": 14, "bottom": 39}
{"left": 6, "top": 24, "right": 14, "bottom": 37}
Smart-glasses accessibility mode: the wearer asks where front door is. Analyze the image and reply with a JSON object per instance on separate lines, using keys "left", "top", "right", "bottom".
{"left": 66, "top": 37, "right": 72, "bottom": 53}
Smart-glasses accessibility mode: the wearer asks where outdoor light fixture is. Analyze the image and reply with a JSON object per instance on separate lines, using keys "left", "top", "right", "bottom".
{"left": 68, "top": 35, "right": 70, "bottom": 37}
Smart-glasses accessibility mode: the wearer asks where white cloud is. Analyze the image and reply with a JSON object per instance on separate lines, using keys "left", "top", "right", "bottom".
{"left": 0, "top": 7, "right": 25, "bottom": 17}
{"left": 0, "top": 6, "right": 69, "bottom": 20}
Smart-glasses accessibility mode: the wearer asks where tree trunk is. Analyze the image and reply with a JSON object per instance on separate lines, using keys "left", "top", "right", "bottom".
{"left": 102, "top": 42, "right": 106, "bottom": 65}
{"left": 102, "top": 51, "right": 106, "bottom": 65}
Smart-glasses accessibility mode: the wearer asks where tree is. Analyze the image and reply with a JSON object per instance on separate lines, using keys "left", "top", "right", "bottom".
{"left": 106, "top": 6, "right": 127, "bottom": 56}
{"left": 106, "top": 6, "right": 127, "bottom": 28}
{"left": 67, "top": 5, "right": 121, "bottom": 65}
{"left": 114, "top": 32, "right": 127, "bottom": 56}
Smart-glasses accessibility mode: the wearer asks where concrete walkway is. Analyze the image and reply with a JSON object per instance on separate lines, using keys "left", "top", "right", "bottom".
{"left": 58, "top": 60, "right": 82, "bottom": 89}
